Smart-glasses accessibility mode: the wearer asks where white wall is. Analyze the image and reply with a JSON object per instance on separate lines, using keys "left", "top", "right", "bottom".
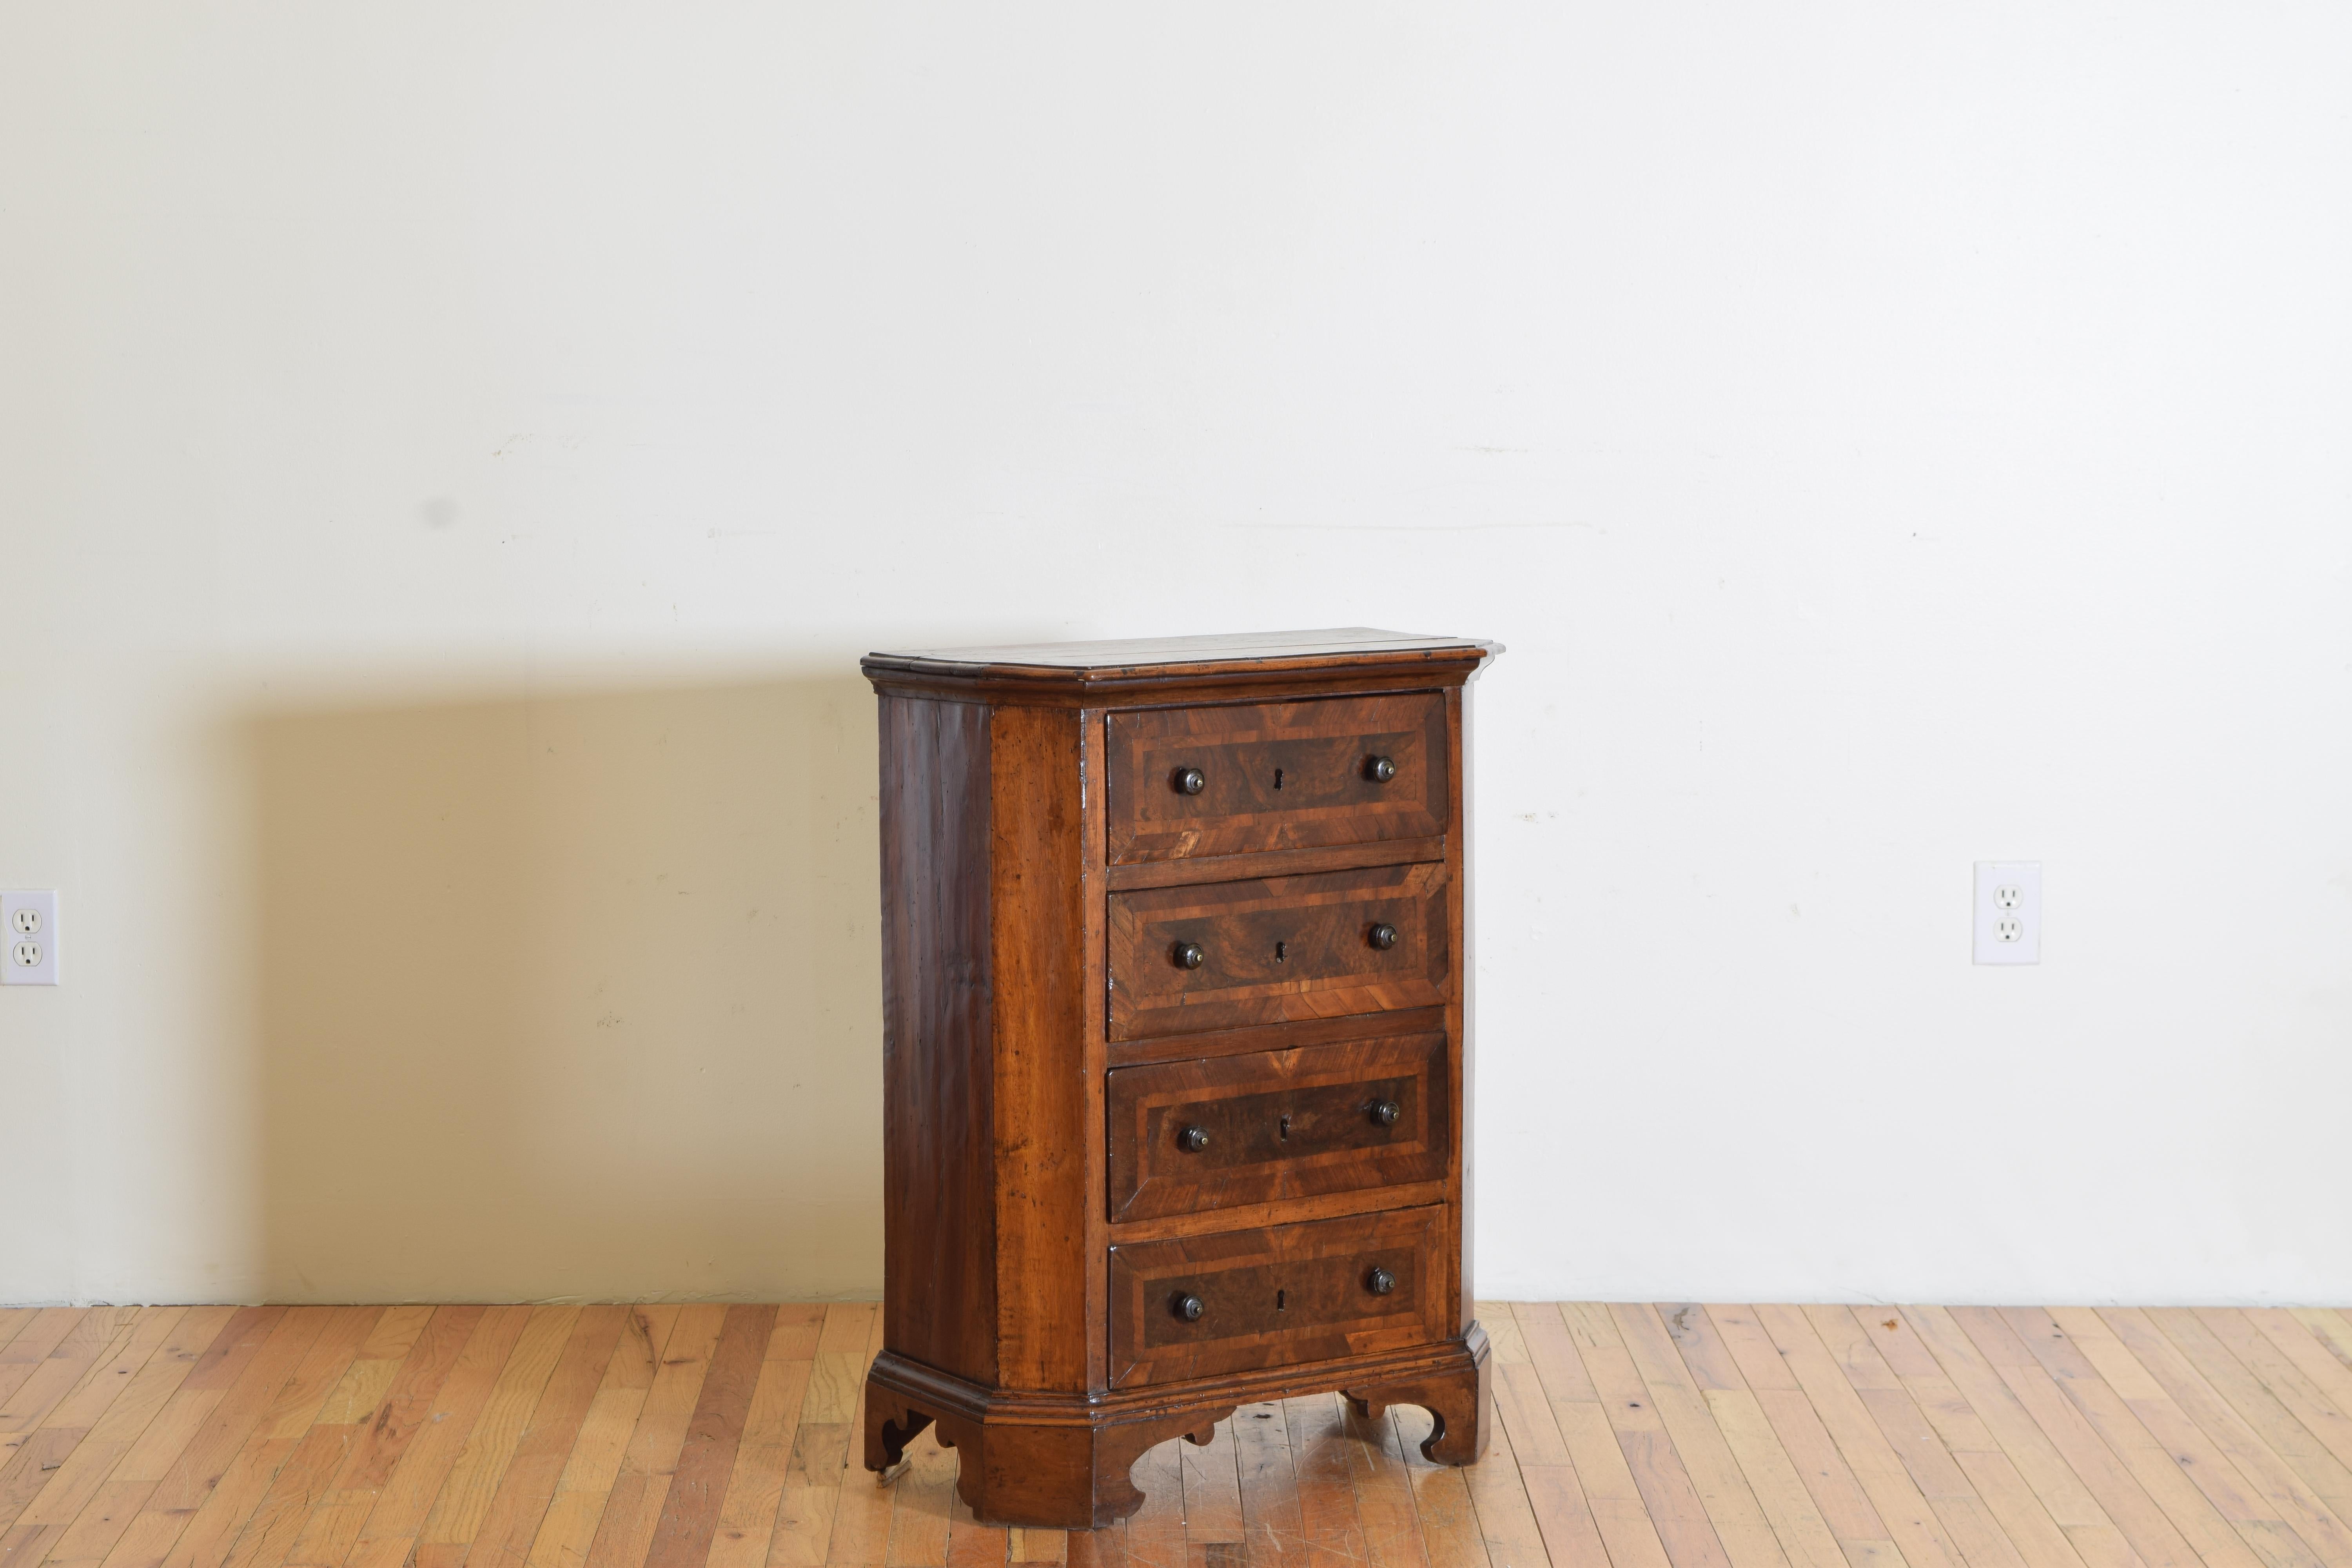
{"left": 4, "top": 2, "right": 2348, "bottom": 1307}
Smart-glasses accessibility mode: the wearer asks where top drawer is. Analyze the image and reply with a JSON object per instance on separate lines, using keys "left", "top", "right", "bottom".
{"left": 1105, "top": 694, "right": 1449, "bottom": 864}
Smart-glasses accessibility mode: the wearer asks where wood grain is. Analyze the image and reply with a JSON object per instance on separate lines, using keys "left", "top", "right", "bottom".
{"left": 7, "top": 1300, "right": 2352, "bottom": 1568}
{"left": 983, "top": 703, "right": 1094, "bottom": 1396}
{"left": 876, "top": 696, "right": 998, "bottom": 1391}
{"left": 1104, "top": 1033, "right": 1451, "bottom": 1223}
{"left": 1104, "top": 695, "right": 1449, "bottom": 865}
{"left": 1106, "top": 863, "right": 1451, "bottom": 1041}
{"left": 1107, "top": 1209, "right": 1448, "bottom": 1389}
{"left": 863, "top": 637, "right": 1489, "bottom": 1524}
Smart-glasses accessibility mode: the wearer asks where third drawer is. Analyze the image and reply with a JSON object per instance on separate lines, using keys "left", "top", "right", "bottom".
{"left": 1106, "top": 1032, "right": 1452, "bottom": 1223}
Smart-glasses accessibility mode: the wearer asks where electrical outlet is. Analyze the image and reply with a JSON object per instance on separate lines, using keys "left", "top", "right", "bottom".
{"left": 1973, "top": 862, "right": 2040, "bottom": 965}
{"left": 2, "top": 891, "right": 58, "bottom": 985}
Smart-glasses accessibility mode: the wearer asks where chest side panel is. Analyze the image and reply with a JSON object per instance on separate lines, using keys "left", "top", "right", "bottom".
{"left": 987, "top": 704, "right": 1098, "bottom": 1392}
{"left": 877, "top": 695, "right": 998, "bottom": 1385}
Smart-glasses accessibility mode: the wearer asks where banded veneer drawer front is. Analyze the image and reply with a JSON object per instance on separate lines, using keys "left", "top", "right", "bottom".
{"left": 1107, "top": 863, "right": 1450, "bottom": 1042}
{"left": 1105, "top": 1034, "right": 1450, "bottom": 1223}
{"left": 1105, "top": 695, "right": 1448, "bottom": 864}
{"left": 1107, "top": 1205, "right": 1445, "bottom": 1388}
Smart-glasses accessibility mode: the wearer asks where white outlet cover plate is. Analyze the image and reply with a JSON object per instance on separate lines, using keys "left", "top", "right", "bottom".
{"left": 1973, "top": 862, "right": 2041, "bottom": 965}
{"left": 2, "top": 890, "right": 58, "bottom": 985}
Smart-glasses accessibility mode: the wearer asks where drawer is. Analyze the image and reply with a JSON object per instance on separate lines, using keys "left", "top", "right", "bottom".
{"left": 1108, "top": 1206, "right": 1446, "bottom": 1388}
{"left": 1106, "top": 1034, "right": 1451, "bottom": 1222}
{"left": 1107, "top": 863, "right": 1450, "bottom": 1041}
{"left": 1105, "top": 695, "right": 1449, "bottom": 864}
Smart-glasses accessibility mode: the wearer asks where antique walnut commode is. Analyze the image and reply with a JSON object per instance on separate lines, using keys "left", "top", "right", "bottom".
{"left": 858, "top": 629, "right": 1499, "bottom": 1527}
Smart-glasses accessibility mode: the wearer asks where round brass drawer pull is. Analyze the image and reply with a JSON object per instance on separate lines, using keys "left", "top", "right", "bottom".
{"left": 1369, "top": 1100, "right": 1401, "bottom": 1128}
{"left": 1178, "top": 1125, "right": 1210, "bottom": 1152}
{"left": 1173, "top": 1293, "right": 1206, "bottom": 1322}
{"left": 1368, "top": 923, "right": 1398, "bottom": 951}
{"left": 1173, "top": 766, "right": 1206, "bottom": 795}
{"left": 1172, "top": 941, "right": 1205, "bottom": 970}
{"left": 1366, "top": 1267, "right": 1397, "bottom": 1296}
{"left": 1366, "top": 755, "right": 1397, "bottom": 783}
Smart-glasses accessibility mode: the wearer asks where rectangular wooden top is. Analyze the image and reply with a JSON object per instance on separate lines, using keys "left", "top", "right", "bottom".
{"left": 862, "top": 628, "right": 1501, "bottom": 701}
{"left": 865, "top": 628, "right": 1486, "bottom": 672}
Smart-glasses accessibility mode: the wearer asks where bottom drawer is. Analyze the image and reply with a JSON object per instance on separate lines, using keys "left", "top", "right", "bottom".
{"left": 1107, "top": 1205, "right": 1447, "bottom": 1388}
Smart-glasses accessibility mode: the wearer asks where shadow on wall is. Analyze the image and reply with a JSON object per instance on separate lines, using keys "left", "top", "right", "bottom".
{"left": 245, "top": 671, "right": 883, "bottom": 1303}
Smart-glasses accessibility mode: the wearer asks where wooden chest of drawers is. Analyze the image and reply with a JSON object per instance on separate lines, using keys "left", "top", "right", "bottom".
{"left": 858, "top": 629, "right": 1499, "bottom": 1527}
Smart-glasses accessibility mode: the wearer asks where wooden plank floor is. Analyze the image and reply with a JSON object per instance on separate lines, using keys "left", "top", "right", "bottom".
{"left": 6, "top": 1304, "right": 2352, "bottom": 1568}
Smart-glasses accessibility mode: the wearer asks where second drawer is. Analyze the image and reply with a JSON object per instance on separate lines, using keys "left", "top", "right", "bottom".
{"left": 1107, "top": 862, "right": 1451, "bottom": 1040}
{"left": 1106, "top": 1033, "right": 1452, "bottom": 1222}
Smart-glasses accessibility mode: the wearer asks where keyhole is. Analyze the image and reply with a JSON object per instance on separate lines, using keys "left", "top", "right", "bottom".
{"left": 1279, "top": 1114, "right": 1291, "bottom": 1142}
{"left": 1274, "top": 941, "right": 1287, "bottom": 964}
{"left": 1277, "top": 1289, "right": 1287, "bottom": 1312}
{"left": 1274, "top": 768, "right": 1283, "bottom": 790}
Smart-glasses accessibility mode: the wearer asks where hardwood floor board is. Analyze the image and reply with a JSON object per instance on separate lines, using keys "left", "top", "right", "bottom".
{"left": 1453, "top": 1399, "right": 1549, "bottom": 1568}
{"left": 642, "top": 1306, "right": 775, "bottom": 1568}
{"left": 1, "top": 1310, "right": 138, "bottom": 1459}
{"left": 180, "top": 1314, "right": 290, "bottom": 1397}
{"left": 457, "top": 1307, "right": 634, "bottom": 1568}
{"left": 1753, "top": 1306, "right": 1968, "bottom": 1568}
{"left": 586, "top": 1305, "right": 724, "bottom": 1568}
{"left": 820, "top": 1310, "right": 891, "bottom": 1568}
{"left": 1612, "top": 1305, "right": 1786, "bottom": 1568}
{"left": 1947, "top": 1449, "right": 2094, "bottom": 1568}
{"left": 1513, "top": 1462, "right": 1607, "bottom": 1568}
{"left": 1064, "top": 1515, "right": 1125, "bottom": 1568}
{"left": 2171, "top": 1316, "right": 2352, "bottom": 1484}
{"left": 1993, "top": 1308, "right": 2267, "bottom": 1568}
{"left": 2229, "top": 1522, "right": 2322, "bottom": 1568}
{"left": 145, "top": 1309, "right": 382, "bottom": 1568}
{"left": 1900, "top": 1310, "right": 2123, "bottom": 1541}
{"left": 1943, "top": 1309, "right": 2209, "bottom": 1568}
{"left": 10, "top": 1310, "right": 229, "bottom": 1557}
{"left": 767, "top": 1481, "right": 838, "bottom": 1568}
{"left": 879, "top": 1431, "right": 952, "bottom": 1568}
{"left": 0, "top": 1314, "right": 91, "bottom": 1416}
{"left": 940, "top": 1491, "right": 1005, "bottom": 1568}
{"left": 14, "top": 1301, "right": 2352, "bottom": 1568}
{"left": 1517, "top": 1307, "right": 1673, "bottom": 1568}
{"left": 2057, "top": 1524, "right": 2140, "bottom": 1568}
{"left": 1664, "top": 1313, "right": 1848, "bottom": 1568}
{"left": 707, "top": 1357, "right": 813, "bottom": 1568}
{"left": 1558, "top": 1304, "right": 1734, "bottom": 1568}
{"left": 1919, "top": 1495, "right": 2030, "bottom": 1568}
{"left": 2083, "top": 1310, "right": 2352, "bottom": 1568}
{"left": 763, "top": 1314, "right": 826, "bottom": 1370}
{"left": 215, "top": 1421, "right": 362, "bottom": 1568}
{"left": 2241, "top": 1318, "right": 2352, "bottom": 1456}
{"left": 1178, "top": 1422, "right": 1244, "bottom": 1551}
{"left": 1337, "top": 1404, "right": 1428, "bottom": 1568}
{"left": 1281, "top": 1395, "right": 1370, "bottom": 1568}
{"left": 1493, "top": 1368, "right": 1570, "bottom": 1471}
{"left": 346, "top": 1305, "right": 537, "bottom": 1566}
{"left": 416, "top": 1305, "right": 586, "bottom": 1558}
{"left": 1697, "top": 1312, "right": 1799, "bottom": 1398}
{"left": 1387, "top": 1407, "right": 1487, "bottom": 1568}
{"left": 1118, "top": 1441, "right": 1183, "bottom": 1568}
{"left": 1232, "top": 1401, "right": 1305, "bottom": 1568}
{"left": 1005, "top": 1530, "right": 1065, "bottom": 1564}
{"left": 2281, "top": 1320, "right": 2352, "bottom": 1381}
